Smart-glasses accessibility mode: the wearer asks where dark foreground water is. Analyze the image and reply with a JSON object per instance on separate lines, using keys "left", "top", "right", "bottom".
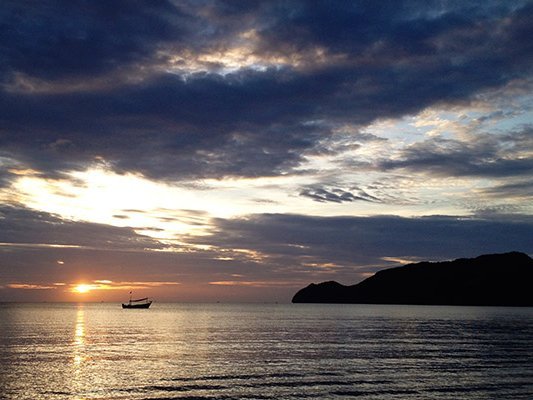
{"left": 0, "top": 303, "right": 532, "bottom": 399}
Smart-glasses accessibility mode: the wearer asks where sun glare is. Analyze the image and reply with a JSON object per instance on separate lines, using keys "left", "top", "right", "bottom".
{"left": 73, "top": 284, "right": 93, "bottom": 294}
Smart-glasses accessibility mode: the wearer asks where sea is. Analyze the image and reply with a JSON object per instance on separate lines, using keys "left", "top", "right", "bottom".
{"left": 0, "top": 303, "right": 532, "bottom": 400}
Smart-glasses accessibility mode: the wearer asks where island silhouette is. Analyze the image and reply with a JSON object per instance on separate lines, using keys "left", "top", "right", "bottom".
{"left": 292, "top": 251, "right": 533, "bottom": 306}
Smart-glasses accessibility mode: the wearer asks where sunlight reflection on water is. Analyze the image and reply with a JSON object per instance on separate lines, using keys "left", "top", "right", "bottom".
{"left": 73, "top": 306, "right": 85, "bottom": 367}
{"left": 0, "top": 303, "right": 532, "bottom": 399}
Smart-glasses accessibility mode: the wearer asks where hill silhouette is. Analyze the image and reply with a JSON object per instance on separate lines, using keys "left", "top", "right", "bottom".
{"left": 292, "top": 252, "right": 533, "bottom": 306}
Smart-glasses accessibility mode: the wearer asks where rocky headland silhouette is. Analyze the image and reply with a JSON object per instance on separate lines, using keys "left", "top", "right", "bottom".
{"left": 292, "top": 252, "right": 533, "bottom": 306}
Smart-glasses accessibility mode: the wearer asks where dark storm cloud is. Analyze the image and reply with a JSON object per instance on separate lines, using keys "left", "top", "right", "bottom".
{"left": 0, "top": 69, "right": 331, "bottom": 179}
{"left": 0, "top": 205, "right": 163, "bottom": 251}
{"left": 0, "top": 0, "right": 191, "bottom": 80}
{"left": 299, "top": 186, "right": 380, "bottom": 203}
{"left": 255, "top": 0, "right": 532, "bottom": 57}
{"left": 0, "top": 169, "right": 14, "bottom": 188}
{"left": 0, "top": 1, "right": 531, "bottom": 180}
{"left": 478, "top": 180, "right": 533, "bottom": 200}
{"left": 377, "top": 128, "right": 533, "bottom": 178}
{"left": 195, "top": 213, "right": 533, "bottom": 273}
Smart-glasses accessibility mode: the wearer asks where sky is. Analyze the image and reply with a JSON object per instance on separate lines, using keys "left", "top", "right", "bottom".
{"left": 0, "top": 0, "right": 532, "bottom": 302}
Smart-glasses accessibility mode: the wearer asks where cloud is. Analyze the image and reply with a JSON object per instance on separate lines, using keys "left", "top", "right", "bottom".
{"left": 208, "top": 280, "right": 297, "bottom": 288}
{"left": 0, "top": 2, "right": 531, "bottom": 302}
{"left": 0, "top": 1, "right": 530, "bottom": 182}
{"left": 8, "top": 205, "right": 525, "bottom": 285}
{"left": 7, "top": 283, "right": 59, "bottom": 290}
{"left": 0, "top": 0, "right": 191, "bottom": 81}
{"left": 67, "top": 280, "right": 181, "bottom": 292}
{"left": 299, "top": 186, "right": 381, "bottom": 203}
{"left": 477, "top": 180, "right": 533, "bottom": 200}
{"left": 1, "top": 205, "right": 531, "bottom": 300}
{"left": 192, "top": 213, "right": 533, "bottom": 274}
{"left": 0, "top": 205, "right": 163, "bottom": 251}
{"left": 377, "top": 127, "right": 533, "bottom": 178}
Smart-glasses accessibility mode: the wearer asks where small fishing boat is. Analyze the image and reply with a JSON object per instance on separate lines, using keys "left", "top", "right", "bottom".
{"left": 122, "top": 292, "right": 152, "bottom": 309}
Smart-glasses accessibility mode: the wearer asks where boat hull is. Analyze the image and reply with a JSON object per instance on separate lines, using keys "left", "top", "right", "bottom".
{"left": 122, "top": 302, "right": 152, "bottom": 309}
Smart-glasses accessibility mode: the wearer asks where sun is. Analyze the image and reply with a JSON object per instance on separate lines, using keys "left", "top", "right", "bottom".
{"left": 73, "top": 284, "right": 93, "bottom": 294}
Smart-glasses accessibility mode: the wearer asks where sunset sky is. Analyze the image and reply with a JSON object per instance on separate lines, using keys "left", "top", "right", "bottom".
{"left": 0, "top": 0, "right": 532, "bottom": 302}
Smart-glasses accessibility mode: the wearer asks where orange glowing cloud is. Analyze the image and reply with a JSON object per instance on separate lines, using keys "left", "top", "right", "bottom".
{"left": 68, "top": 280, "right": 181, "bottom": 293}
{"left": 7, "top": 283, "right": 64, "bottom": 290}
{"left": 5, "top": 280, "right": 180, "bottom": 293}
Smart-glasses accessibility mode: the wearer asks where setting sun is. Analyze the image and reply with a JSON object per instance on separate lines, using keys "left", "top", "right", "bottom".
{"left": 73, "top": 284, "right": 93, "bottom": 294}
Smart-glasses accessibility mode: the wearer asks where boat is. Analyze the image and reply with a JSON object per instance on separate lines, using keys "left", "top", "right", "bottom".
{"left": 122, "top": 297, "right": 152, "bottom": 309}
{"left": 122, "top": 292, "right": 152, "bottom": 309}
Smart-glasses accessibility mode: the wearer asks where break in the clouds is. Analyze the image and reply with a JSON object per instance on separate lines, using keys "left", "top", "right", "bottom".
{"left": 0, "top": 1, "right": 532, "bottom": 301}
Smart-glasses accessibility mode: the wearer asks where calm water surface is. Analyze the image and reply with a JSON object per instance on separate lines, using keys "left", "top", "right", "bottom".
{"left": 0, "top": 303, "right": 532, "bottom": 399}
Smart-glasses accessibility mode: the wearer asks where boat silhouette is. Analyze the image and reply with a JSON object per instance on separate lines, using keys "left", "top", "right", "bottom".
{"left": 122, "top": 292, "right": 152, "bottom": 308}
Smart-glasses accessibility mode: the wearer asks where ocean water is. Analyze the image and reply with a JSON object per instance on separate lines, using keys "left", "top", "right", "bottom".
{"left": 0, "top": 303, "right": 532, "bottom": 399}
